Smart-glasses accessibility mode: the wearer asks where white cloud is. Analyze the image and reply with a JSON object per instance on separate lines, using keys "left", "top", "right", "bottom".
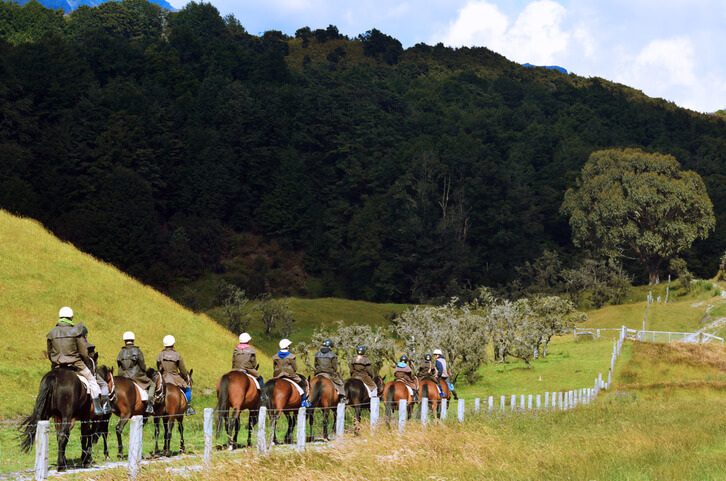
{"left": 439, "top": 0, "right": 569, "bottom": 64}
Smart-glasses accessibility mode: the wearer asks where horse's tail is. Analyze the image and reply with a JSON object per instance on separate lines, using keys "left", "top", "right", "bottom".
{"left": 261, "top": 379, "right": 276, "bottom": 411}
{"left": 421, "top": 382, "right": 429, "bottom": 401}
{"left": 214, "top": 373, "right": 231, "bottom": 439}
{"left": 385, "top": 383, "right": 395, "bottom": 417}
{"left": 309, "top": 378, "right": 324, "bottom": 408}
{"left": 20, "top": 371, "right": 56, "bottom": 453}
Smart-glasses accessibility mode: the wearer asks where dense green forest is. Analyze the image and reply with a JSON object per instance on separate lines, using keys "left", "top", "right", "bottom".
{"left": 2, "top": 0, "right": 726, "bottom": 305}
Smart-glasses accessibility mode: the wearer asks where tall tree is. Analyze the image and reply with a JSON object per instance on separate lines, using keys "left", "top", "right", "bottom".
{"left": 561, "top": 148, "right": 715, "bottom": 284}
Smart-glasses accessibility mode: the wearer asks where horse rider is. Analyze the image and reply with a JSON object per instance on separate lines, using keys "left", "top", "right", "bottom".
{"left": 314, "top": 339, "right": 347, "bottom": 403}
{"left": 418, "top": 353, "right": 444, "bottom": 396}
{"left": 81, "top": 325, "right": 112, "bottom": 414}
{"left": 47, "top": 306, "right": 105, "bottom": 415}
{"left": 272, "top": 338, "right": 309, "bottom": 407}
{"left": 117, "top": 331, "right": 156, "bottom": 414}
{"left": 232, "top": 332, "right": 264, "bottom": 388}
{"left": 433, "top": 349, "right": 458, "bottom": 400}
{"left": 349, "top": 346, "right": 378, "bottom": 398}
{"left": 393, "top": 355, "right": 419, "bottom": 402}
{"left": 157, "top": 335, "right": 195, "bottom": 415}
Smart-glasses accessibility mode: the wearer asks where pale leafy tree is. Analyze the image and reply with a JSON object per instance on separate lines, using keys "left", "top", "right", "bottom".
{"left": 255, "top": 293, "right": 293, "bottom": 338}
{"left": 561, "top": 148, "right": 714, "bottom": 285}
{"left": 487, "top": 298, "right": 539, "bottom": 367}
{"left": 219, "top": 282, "right": 251, "bottom": 334}
{"left": 529, "top": 296, "right": 587, "bottom": 358}
{"left": 297, "top": 321, "right": 396, "bottom": 377}
{"left": 394, "top": 297, "right": 490, "bottom": 383}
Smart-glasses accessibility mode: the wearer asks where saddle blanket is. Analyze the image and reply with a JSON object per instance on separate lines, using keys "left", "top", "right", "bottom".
{"left": 246, "top": 373, "right": 260, "bottom": 390}
{"left": 395, "top": 379, "right": 414, "bottom": 398}
{"left": 77, "top": 374, "right": 91, "bottom": 395}
{"left": 133, "top": 381, "right": 149, "bottom": 401}
{"left": 281, "top": 377, "right": 304, "bottom": 396}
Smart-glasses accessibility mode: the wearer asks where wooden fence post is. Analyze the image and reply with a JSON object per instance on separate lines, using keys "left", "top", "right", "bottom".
{"left": 510, "top": 395, "right": 516, "bottom": 411}
{"left": 441, "top": 399, "right": 448, "bottom": 420}
{"left": 204, "top": 408, "right": 213, "bottom": 465}
{"left": 398, "top": 399, "right": 407, "bottom": 432}
{"left": 520, "top": 395, "right": 525, "bottom": 410}
{"left": 257, "top": 406, "right": 267, "bottom": 455}
{"left": 296, "top": 407, "right": 306, "bottom": 451}
{"left": 488, "top": 396, "right": 494, "bottom": 411}
{"left": 335, "top": 403, "right": 345, "bottom": 438}
{"left": 558, "top": 391, "right": 564, "bottom": 410}
{"left": 545, "top": 392, "right": 550, "bottom": 409}
{"left": 421, "top": 397, "right": 429, "bottom": 425}
{"left": 34, "top": 420, "right": 49, "bottom": 481}
{"left": 457, "top": 399, "right": 465, "bottom": 422}
{"left": 474, "top": 398, "right": 480, "bottom": 413}
{"left": 536, "top": 394, "right": 541, "bottom": 410}
{"left": 370, "top": 397, "right": 379, "bottom": 429}
{"left": 500, "top": 395, "right": 505, "bottom": 411}
{"left": 527, "top": 395, "right": 532, "bottom": 410}
{"left": 128, "top": 415, "right": 143, "bottom": 478}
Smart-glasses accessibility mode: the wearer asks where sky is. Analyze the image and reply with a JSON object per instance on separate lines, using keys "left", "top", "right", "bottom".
{"left": 166, "top": 0, "right": 726, "bottom": 113}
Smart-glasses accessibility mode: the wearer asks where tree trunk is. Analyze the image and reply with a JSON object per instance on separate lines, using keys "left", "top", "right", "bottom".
{"left": 646, "top": 256, "right": 662, "bottom": 285}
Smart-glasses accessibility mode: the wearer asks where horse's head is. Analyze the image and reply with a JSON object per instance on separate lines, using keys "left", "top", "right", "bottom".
{"left": 374, "top": 375, "right": 385, "bottom": 393}
{"left": 188, "top": 369, "right": 193, "bottom": 388}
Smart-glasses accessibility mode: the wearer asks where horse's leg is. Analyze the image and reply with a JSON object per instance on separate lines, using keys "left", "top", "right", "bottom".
{"left": 323, "top": 407, "right": 331, "bottom": 441}
{"left": 307, "top": 406, "right": 315, "bottom": 442}
{"left": 163, "top": 418, "right": 173, "bottom": 457}
{"left": 270, "top": 414, "right": 278, "bottom": 445}
{"left": 230, "top": 409, "right": 239, "bottom": 449}
{"left": 116, "top": 418, "right": 129, "bottom": 458}
{"left": 285, "top": 411, "right": 296, "bottom": 444}
{"left": 247, "top": 409, "right": 258, "bottom": 448}
{"left": 178, "top": 417, "right": 185, "bottom": 454}
{"left": 56, "top": 419, "right": 71, "bottom": 472}
{"left": 153, "top": 415, "right": 161, "bottom": 455}
{"left": 81, "top": 420, "right": 94, "bottom": 468}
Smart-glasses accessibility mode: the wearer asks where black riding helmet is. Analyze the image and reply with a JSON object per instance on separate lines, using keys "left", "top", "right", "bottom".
{"left": 356, "top": 346, "right": 366, "bottom": 355}
{"left": 323, "top": 339, "right": 333, "bottom": 348}
{"left": 424, "top": 353, "right": 432, "bottom": 361}
{"left": 400, "top": 354, "right": 409, "bottom": 363}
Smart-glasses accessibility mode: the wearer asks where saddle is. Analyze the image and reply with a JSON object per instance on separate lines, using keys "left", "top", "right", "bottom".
{"left": 245, "top": 372, "right": 260, "bottom": 390}
{"left": 394, "top": 378, "right": 415, "bottom": 398}
{"left": 76, "top": 374, "right": 91, "bottom": 395}
{"left": 281, "top": 377, "right": 306, "bottom": 397}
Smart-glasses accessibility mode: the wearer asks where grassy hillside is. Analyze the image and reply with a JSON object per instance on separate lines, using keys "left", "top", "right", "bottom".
{"left": 0, "top": 210, "right": 274, "bottom": 419}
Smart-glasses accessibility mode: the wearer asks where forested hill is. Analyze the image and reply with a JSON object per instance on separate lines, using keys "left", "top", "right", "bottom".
{"left": 2, "top": 0, "right": 726, "bottom": 305}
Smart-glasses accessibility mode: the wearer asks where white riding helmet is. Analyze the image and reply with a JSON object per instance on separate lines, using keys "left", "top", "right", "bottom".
{"left": 163, "top": 335, "right": 176, "bottom": 347}
{"left": 59, "top": 306, "right": 74, "bottom": 319}
{"left": 123, "top": 331, "right": 135, "bottom": 341}
{"left": 279, "top": 338, "right": 292, "bottom": 349}
{"left": 433, "top": 349, "right": 443, "bottom": 356}
{"left": 239, "top": 332, "right": 252, "bottom": 343}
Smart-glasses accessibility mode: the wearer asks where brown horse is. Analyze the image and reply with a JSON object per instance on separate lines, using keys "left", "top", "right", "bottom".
{"left": 261, "top": 378, "right": 302, "bottom": 445}
{"left": 307, "top": 375, "right": 339, "bottom": 442}
{"left": 152, "top": 369, "right": 192, "bottom": 457}
{"left": 419, "top": 378, "right": 450, "bottom": 418}
{"left": 344, "top": 375, "right": 384, "bottom": 428}
{"left": 215, "top": 371, "right": 260, "bottom": 449}
{"left": 111, "top": 371, "right": 159, "bottom": 458}
{"left": 382, "top": 379, "right": 416, "bottom": 423}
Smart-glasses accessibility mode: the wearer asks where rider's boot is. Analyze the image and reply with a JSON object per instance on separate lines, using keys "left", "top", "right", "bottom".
{"left": 101, "top": 395, "right": 112, "bottom": 414}
{"left": 145, "top": 401, "right": 154, "bottom": 414}
{"left": 185, "top": 404, "right": 196, "bottom": 416}
{"left": 92, "top": 397, "right": 104, "bottom": 415}
{"left": 452, "top": 390, "right": 459, "bottom": 400}
{"left": 339, "top": 394, "right": 347, "bottom": 404}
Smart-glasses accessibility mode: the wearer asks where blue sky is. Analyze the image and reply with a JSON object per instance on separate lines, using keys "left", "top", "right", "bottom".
{"left": 167, "top": 0, "right": 726, "bottom": 113}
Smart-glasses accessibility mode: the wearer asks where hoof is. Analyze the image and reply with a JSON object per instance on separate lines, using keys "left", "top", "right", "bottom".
{"left": 57, "top": 467, "right": 67, "bottom": 473}
{"left": 117, "top": 453, "right": 124, "bottom": 459}
{"left": 227, "top": 445, "right": 234, "bottom": 452}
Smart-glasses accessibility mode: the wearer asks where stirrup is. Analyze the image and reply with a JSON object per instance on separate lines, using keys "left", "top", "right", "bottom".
{"left": 145, "top": 402, "right": 154, "bottom": 414}
{"left": 185, "top": 406, "right": 196, "bottom": 416}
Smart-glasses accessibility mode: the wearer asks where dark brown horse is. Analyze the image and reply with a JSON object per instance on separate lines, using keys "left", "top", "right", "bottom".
{"left": 261, "top": 378, "right": 302, "bottom": 445}
{"left": 344, "top": 375, "right": 384, "bottom": 427}
{"left": 152, "top": 369, "right": 192, "bottom": 457}
{"left": 20, "top": 368, "right": 96, "bottom": 471}
{"left": 382, "top": 379, "right": 416, "bottom": 423}
{"left": 419, "top": 378, "right": 450, "bottom": 418}
{"left": 215, "top": 370, "right": 260, "bottom": 450}
{"left": 307, "top": 375, "right": 339, "bottom": 442}
{"left": 93, "top": 365, "right": 115, "bottom": 460}
{"left": 111, "top": 370, "right": 159, "bottom": 458}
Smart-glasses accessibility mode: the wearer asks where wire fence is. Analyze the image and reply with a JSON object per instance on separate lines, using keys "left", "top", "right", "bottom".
{"left": 4, "top": 327, "right": 628, "bottom": 479}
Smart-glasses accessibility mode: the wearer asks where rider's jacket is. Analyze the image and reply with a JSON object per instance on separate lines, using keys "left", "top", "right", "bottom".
{"left": 47, "top": 322, "right": 88, "bottom": 367}
{"left": 417, "top": 360, "right": 437, "bottom": 379}
{"left": 314, "top": 347, "right": 339, "bottom": 375}
{"left": 232, "top": 344, "right": 260, "bottom": 377}
{"left": 117, "top": 344, "right": 148, "bottom": 379}
{"left": 157, "top": 347, "right": 190, "bottom": 388}
{"left": 272, "top": 350, "right": 302, "bottom": 382}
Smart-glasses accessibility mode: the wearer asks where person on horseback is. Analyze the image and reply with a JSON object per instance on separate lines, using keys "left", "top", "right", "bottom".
{"left": 81, "top": 325, "right": 112, "bottom": 414}
{"left": 157, "top": 335, "right": 195, "bottom": 415}
{"left": 434, "top": 349, "right": 458, "bottom": 400}
{"left": 232, "top": 332, "right": 264, "bottom": 388}
{"left": 272, "top": 338, "right": 309, "bottom": 407}
{"left": 349, "top": 346, "right": 378, "bottom": 398}
{"left": 393, "top": 354, "right": 418, "bottom": 402}
{"left": 117, "top": 331, "right": 156, "bottom": 414}
{"left": 418, "top": 353, "right": 444, "bottom": 397}
{"left": 47, "top": 306, "right": 105, "bottom": 415}
{"left": 314, "top": 339, "right": 346, "bottom": 403}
